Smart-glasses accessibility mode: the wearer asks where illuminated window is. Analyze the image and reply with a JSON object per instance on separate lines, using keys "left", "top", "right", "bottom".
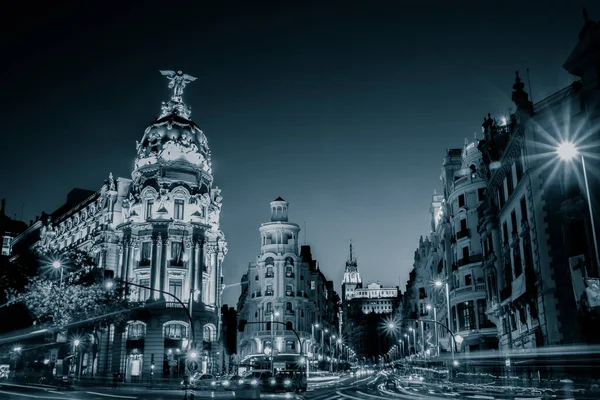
{"left": 127, "top": 323, "right": 145, "bottom": 339}
{"left": 168, "top": 278, "right": 182, "bottom": 301}
{"left": 138, "top": 279, "right": 150, "bottom": 301}
{"left": 164, "top": 323, "right": 187, "bottom": 339}
{"left": 140, "top": 242, "right": 151, "bottom": 266}
{"left": 174, "top": 199, "right": 184, "bottom": 220}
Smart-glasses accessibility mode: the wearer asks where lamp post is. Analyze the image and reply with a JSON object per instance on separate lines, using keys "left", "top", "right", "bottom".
{"left": 426, "top": 304, "right": 439, "bottom": 357}
{"left": 270, "top": 311, "right": 280, "bottom": 375}
{"left": 557, "top": 141, "right": 600, "bottom": 274}
{"left": 329, "top": 335, "right": 336, "bottom": 372}
{"left": 435, "top": 280, "right": 454, "bottom": 361}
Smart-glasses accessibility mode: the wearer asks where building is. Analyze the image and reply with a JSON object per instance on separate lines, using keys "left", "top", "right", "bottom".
{"left": 478, "top": 13, "right": 600, "bottom": 353}
{"left": 341, "top": 241, "right": 361, "bottom": 301}
{"left": 236, "top": 198, "right": 339, "bottom": 364}
{"left": 10, "top": 70, "right": 228, "bottom": 380}
{"left": 0, "top": 199, "right": 27, "bottom": 256}
{"left": 340, "top": 243, "right": 402, "bottom": 362}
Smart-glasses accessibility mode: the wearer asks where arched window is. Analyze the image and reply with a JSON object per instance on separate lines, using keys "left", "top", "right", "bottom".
{"left": 470, "top": 164, "right": 477, "bottom": 174}
{"left": 163, "top": 322, "right": 188, "bottom": 339}
{"left": 285, "top": 266, "right": 294, "bottom": 278}
{"left": 266, "top": 285, "right": 274, "bottom": 296}
{"left": 265, "top": 257, "right": 274, "bottom": 266}
{"left": 285, "top": 257, "right": 294, "bottom": 266}
{"left": 203, "top": 324, "right": 217, "bottom": 342}
{"left": 266, "top": 266, "right": 274, "bottom": 278}
{"left": 286, "top": 321, "right": 293, "bottom": 331}
{"left": 285, "top": 285, "right": 294, "bottom": 296}
{"left": 127, "top": 321, "right": 146, "bottom": 340}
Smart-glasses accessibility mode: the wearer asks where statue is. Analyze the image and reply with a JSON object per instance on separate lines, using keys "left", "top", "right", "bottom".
{"left": 160, "top": 70, "right": 197, "bottom": 100}
{"left": 108, "top": 172, "right": 116, "bottom": 191}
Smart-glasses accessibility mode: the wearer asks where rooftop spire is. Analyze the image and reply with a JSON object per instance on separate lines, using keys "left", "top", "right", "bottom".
{"left": 511, "top": 70, "right": 533, "bottom": 113}
{"left": 349, "top": 239, "right": 354, "bottom": 262}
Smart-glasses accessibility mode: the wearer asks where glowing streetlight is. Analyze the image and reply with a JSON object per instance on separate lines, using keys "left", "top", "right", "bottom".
{"left": 556, "top": 141, "right": 599, "bottom": 274}
{"left": 387, "top": 322, "right": 396, "bottom": 330}
{"left": 105, "top": 281, "right": 114, "bottom": 289}
{"left": 426, "top": 304, "right": 432, "bottom": 311}
{"left": 13, "top": 346, "right": 22, "bottom": 352}
{"left": 53, "top": 260, "right": 64, "bottom": 287}
{"left": 190, "top": 351, "right": 198, "bottom": 359}
{"left": 73, "top": 339, "right": 80, "bottom": 347}
{"left": 557, "top": 141, "right": 578, "bottom": 161}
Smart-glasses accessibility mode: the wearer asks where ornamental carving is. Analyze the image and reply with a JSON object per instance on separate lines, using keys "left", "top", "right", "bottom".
{"left": 205, "top": 244, "right": 217, "bottom": 255}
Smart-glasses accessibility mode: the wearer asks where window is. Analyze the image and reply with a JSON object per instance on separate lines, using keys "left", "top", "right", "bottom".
{"left": 520, "top": 197, "right": 528, "bottom": 222}
{"left": 419, "top": 302, "right": 428, "bottom": 316}
{"left": 127, "top": 323, "right": 145, "bottom": 339}
{"left": 311, "top": 281, "right": 316, "bottom": 290}
{"left": 510, "top": 312, "right": 517, "bottom": 331}
{"left": 146, "top": 200, "right": 154, "bottom": 219}
{"left": 419, "top": 288, "right": 426, "bottom": 299}
{"left": 478, "top": 188, "right": 486, "bottom": 202}
{"left": 458, "top": 194, "right": 465, "bottom": 208}
{"left": 286, "top": 285, "right": 293, "bottom": 295}
{"left": 286, "top": 266, "right": 294, "bottom": 277}
{"left": 465, "top": 274, "right": 472, "bottom": 286}
{"left": 174, "top": 199, "right": 184, "bottom": 220}
{"left": 502, "top": 222, "right": 509, "bottom": 244}
{"left": 458, "top": 301, "right": 475, "bottom": 331}
{"left": 506, "top": 168, "right": 514, "bottom": 198}
{"left": 460, "top": 218, "right": 467, "bottom": 232}
{"left": 266, "top": 285, "right": 273, "bottom": 295}
{"left": 513, "top": 243, "right": 522, "bottom": 277}
{"left": 266, "top": 302, "right": 272, "bottom": 312}
{"left": 286, "top": 302, "right": 293, "bottom": 312}
{"left": 487, "top": 236, "right": 493, "bottom": 254}
{"left": 164, "top": 323, "right": 187, "bottom": 339}
{"left": 266, "top": 322, "right": 271, "bottom": 331}
{"left": 138, "top": 278, "right": 150, "bottom": 301}
{"left": 286, "top": 321, "right": 293, "bottom": 330}
{"left": 503, "top": 256, "right": 513, "bottom": 287}
{"left": 511, "top": 210, "right": 518, "bottom": 234}
{"left": 462, "top": 246, "right": 469, "bottom": 261}
{"left": 171, "top": 241, "right": 183, "bottom": 266}
{"left": 266, "top": 266, "right": 274, "bottom": 277}
{"left": 168, "top": 278, "right": 183, "bottom": 301}
{"left": 265, "top": 257, "right": 274, "bottom": 266}
{"left": 139, "top": 242, "right": 151, "bottom": 266}
{"left": 502, "top": 318, "right": 510, "bottom": 335}
{"left": 477, "top": 299, "right": 494, "bottom": 328}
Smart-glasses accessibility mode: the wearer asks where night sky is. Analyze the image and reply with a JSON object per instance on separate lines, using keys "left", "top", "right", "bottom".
{"left": 0, "top": 1, "right": 594, "bottom": 308}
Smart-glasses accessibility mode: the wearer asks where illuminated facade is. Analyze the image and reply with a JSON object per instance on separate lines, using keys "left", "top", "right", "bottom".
{"left": 12, "top": 70, "right": 227, "bottom": 379}
{"left": 236, "top": 198, "right": 339, "bottom": 362}
{"left": 341, "top": 241, "right": 361, "bottom": 301}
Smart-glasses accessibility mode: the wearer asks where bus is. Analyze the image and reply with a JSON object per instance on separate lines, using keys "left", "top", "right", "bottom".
{"left": 239, "top": 353, "right": 307, "bottom": 392}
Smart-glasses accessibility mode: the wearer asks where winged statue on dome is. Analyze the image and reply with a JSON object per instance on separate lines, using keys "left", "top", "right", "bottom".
{"left": 160, "top": 70, "right": 197, "bottom": 100}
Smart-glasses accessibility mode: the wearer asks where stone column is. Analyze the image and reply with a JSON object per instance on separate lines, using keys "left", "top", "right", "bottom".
{"left": 128, "top": 241, "right": 136, "bottom": 283}
{"left": 150, "top": 238, "right": 159, "bottom": 298}
{"left": 195, "top": 239, "right": 203, "bottom": 302}
{"left": 121, "top": 241, "right": 129, "bottom": 280}
{"left": 185, "top": 239, "right": 193, "bottom": 303}
{"left": 160, "top": 238, "right": 169, "bottom": 298}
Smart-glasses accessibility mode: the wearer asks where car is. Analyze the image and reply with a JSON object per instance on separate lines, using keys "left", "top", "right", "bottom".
{"left": 219, "top": 374, "right": 241, "bottom": 391}
{"left": 238, "top": 370, "right": 273, "bottom": 390}
{"left": 262, "top": 372, "right": 299, "bottom": 393}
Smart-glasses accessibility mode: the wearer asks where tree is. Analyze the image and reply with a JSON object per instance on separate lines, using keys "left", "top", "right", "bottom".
{"left": 7, "top": 249, "right": 131, "bottom": 330}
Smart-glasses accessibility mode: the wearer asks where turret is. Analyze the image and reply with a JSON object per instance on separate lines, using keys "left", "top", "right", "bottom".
{"left": 270, "top": 197, "right": 289, "bottom": 222}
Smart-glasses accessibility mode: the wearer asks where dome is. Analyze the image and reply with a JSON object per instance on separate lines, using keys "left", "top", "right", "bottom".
{"left": 132, "top": 70, "right": 212, "bottom": 179}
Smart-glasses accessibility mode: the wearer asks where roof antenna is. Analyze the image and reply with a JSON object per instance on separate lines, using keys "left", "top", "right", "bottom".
{"left": 526, "top": 68, "right": 534, "bottom": 103}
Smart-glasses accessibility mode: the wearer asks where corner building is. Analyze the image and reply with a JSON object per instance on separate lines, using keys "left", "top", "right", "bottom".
{"left": 237, "top": 198, "right": 338, "bottom": 361}
{"left": 14, "top": 71, "right": 227, "bottom": 380}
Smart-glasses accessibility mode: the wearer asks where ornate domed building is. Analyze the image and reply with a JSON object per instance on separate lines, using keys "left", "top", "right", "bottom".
{"left": 15, "top": 70, "right": 227, "bottom": 380}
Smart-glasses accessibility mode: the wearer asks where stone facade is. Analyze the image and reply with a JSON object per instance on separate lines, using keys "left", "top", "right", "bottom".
{"left": 11, "top": 71, "right": 227, "bottom": 380}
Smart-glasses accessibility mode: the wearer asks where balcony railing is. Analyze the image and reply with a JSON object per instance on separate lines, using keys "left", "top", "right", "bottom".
{"left": 450, "top": 283, "right": 487, "bottom": 299}
{"left": 265, "top": 272, "right": 274, "bottom": 278}
{"left": 456, "top": 229, "right": 470, "bottom": 240}
{"left": 285, "top": 291, "right": 295, "bottom": 297}
{"left": 286, "top": 272, "right": 295, "bottom": 278}
{"left": 166, "top": 302, "right": 184, "bottom": 308}
{"left": 457, "top": 253, "right": 483, "bottom": 267}
{"left": 265, "top": 290, "right": 274, "bottom": 296}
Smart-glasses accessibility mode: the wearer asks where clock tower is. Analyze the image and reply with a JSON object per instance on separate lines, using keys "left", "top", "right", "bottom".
{"left": 341, "top": 240, "right": 362, "bottom": 301}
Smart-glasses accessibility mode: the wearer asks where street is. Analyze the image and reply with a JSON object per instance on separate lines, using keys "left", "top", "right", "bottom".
{"left": 3, "top": 370, "right": 599, "bottom": 400}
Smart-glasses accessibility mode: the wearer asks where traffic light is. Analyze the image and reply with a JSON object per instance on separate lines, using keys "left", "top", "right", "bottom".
{"left": 238, "top": 319, "right": 247, "bottom": 332}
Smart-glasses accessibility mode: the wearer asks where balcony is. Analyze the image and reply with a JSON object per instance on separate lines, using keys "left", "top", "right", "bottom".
{"left": 457, "top": 253, "right": 483, "bottom": 267}
{"left": 286, "top": 272, "right": 295, "bottom": 279}
{"left": 265, "top": 290, "right": 274, "bottom": 297}
{"left": 261, "top": 243, "right": 297, "bottom": 255}
{"left": 450, "top": 283, "right": 486, "bottom": 300}
{"left": 285, "top": 291, "right": 295, "bottom": 297}
{"left": 285, "top": 309, "right": 295, "bottom": 316}
{"left": 265, "top": 272, "right": 274, "bottom": 278}
{"left": 456, "top": 229, "right": 470, "bottom": 240}
{"left": 166, "top": 301, "right": 184, "bottom": 308}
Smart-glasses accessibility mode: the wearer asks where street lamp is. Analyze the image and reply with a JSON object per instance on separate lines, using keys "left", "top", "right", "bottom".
{"left": 426, "top": 304, "right": 439, "bottom": 356}
{"left": 52, "top": 260, "right": 63, "bottom": 287}
{"left": 557, "top": 141, "right": 600, "bottom": 274}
